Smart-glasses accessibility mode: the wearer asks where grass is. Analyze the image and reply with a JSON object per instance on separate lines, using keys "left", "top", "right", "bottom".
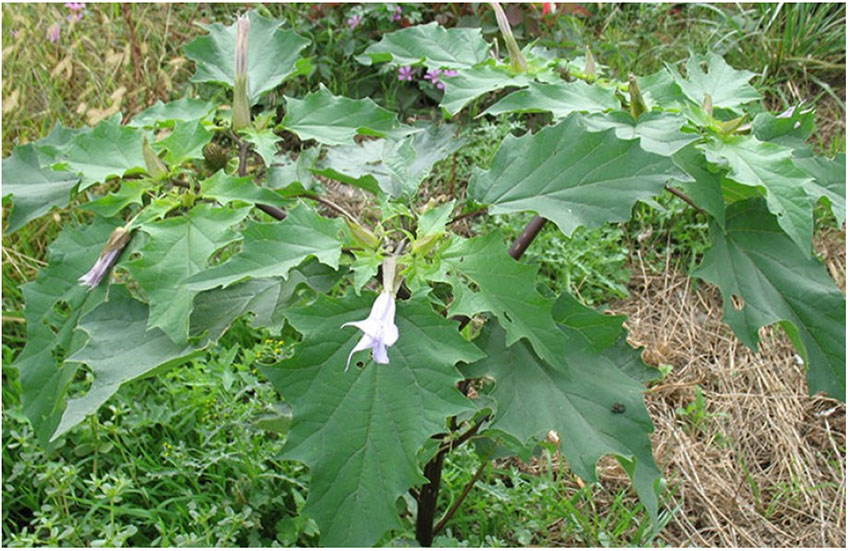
{"left": 2, "top": 2, "right": 846, "bottom": 547}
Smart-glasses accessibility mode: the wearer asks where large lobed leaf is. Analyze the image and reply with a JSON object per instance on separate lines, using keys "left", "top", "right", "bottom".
{"left": 442, "top": 233, "right": 566, "bottom": 368}
{"left": 701, "top": 135, "right": 814, "bottom": 256}
{"left": 2, "top": 144, "right": 80, "bottom": 234}
{"left": 54, "top": 113, "right": 146, "bottom": 191}
{"left": 183, "top": 10, "right": 310, "bottom": 104}
{"left": 469, "top": 113, "right": 683, "bottom": 238}
{"left": 14, "top": 218, "right": 120, "bottom": 443}
{"left": 359, "top": 21, "right": 490, "bottom": 69}
{"left": 467, "top": 295, "right": 662, "bottom": 523}
{"left": 123, "top": 204, "right": 251, "bottom": 344}
{"left": 665, "top": 51, "right": 761, "bottom": 110}
{"left": 693, "top": 198, "right": 845, "bottom": 400}
{"left": 184, "top": 202, "right": 346, "bottom": 291}
{"left": 55, "top": 285, "right": 204, "bottom": 440}
{"left": 483, "top": 80, "right": 619, "bottom": 119}
{"left": 260, "top": 293, "right": 484, "bottom": 546}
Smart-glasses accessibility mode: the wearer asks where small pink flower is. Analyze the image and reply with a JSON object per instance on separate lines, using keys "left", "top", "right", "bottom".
{"left": 66, "top": 12, "right": 83, "bottom": 23}
{"left": 48, "top": 23, "right": 61, "bottom": 43}
{"left": 347, "top": 14, "right": 362, "bottom": 30}
{"left": 392, "top": 6, "right": 402, "bottom": 22}
{"left": 397, "top": 65, "right": 415, "bottom": 81}
{"left": 442, "top": 69, "right": 459, "bottom": 77}
{"left": 65, "top": 2, "right": 86, "bottom": 11}
{"left": 423, "top": 68, "right": 442, "bottom": 84}
{"left": 10, "top": 29, "right": 18, "bottom": 38}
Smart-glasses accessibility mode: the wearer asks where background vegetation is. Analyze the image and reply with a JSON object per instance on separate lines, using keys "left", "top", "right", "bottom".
{"left": 2, "top": 2, "right": 845, "bottom": 546}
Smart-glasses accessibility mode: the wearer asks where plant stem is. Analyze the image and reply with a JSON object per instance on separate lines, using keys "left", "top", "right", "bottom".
{"left": 415, "top": 212, "right": 548, "bottom": 546}
{"left": 415, "top": 449, "right": 445, "bottom": 547}
{"left": 508, "top": 215, "right": 547, "bottom": 259}
{"left": 433, "top": 450, "right": 491, "bottom": 534}
{"left": 449, "top": 206, "right": 488, "bottom": 226}
{"left": 664, "top": 185, "right": 706, "bottom": 216}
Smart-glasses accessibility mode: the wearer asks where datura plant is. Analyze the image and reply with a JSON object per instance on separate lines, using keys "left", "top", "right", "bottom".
{"left": 2, "top": 7, "right": 845, "bottom": 547}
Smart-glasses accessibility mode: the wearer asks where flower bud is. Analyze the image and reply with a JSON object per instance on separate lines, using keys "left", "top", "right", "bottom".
{"left": 78, "top": 226, "right": 133, "bottom": 288}
{"left": 718, "top": 114, "right": 747, "bottom": 135}
{"left": 584, "top": 45, "right": 596, "bottom": 79}
{"left": 490, "top": 2, "right": 527, "bottom": 73}
{"left": 702, "top": 93, "right": 713, "bottom": 118}
{"left": 345, "top": 218, "right": 380, "bottom": 249}
{"left": 143, "top": 136, "right": 168, "bottom": 180}
{"left": 628, "top": 73, "right": 648, "bottom": 120}
{"left": 411, "top": 232, "right": 442, "bottom": 257}
{"left": 231, "top": 14, "right": 251, "bottom": 131}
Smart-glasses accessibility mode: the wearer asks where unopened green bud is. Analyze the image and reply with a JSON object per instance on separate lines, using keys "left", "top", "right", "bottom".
{"left": 702, "top": 93, "right": 713, "bottom": 118}
{"left": 628, "top": 73, "right": 648, "bottom": 120}
{"left": 411, "top": 232, "right": 443, "bottom": 257}
{"left": 718, "top": 114, "right": 747, "bottom": 135}
{"left": 584, "top": 45, "right": 596, "bottom": 79}
{"left": 143, "top": 136, "right": 168, "bottom": 180}
{"left": 491, "top": 2, "right": 527, "bottom": 73}
{"left": 231, "top": 14, "right": 251, "bottom": 131}
{"left": 345, "top": 218, "right": 380, "bottom": 249}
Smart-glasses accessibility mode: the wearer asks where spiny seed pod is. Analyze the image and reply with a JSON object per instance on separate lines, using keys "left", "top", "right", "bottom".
{"left": 628, "top": 73, "right": 648, "bottom": 120}
{"left": 203, "top": 142, "right": 230, "bottom": 171}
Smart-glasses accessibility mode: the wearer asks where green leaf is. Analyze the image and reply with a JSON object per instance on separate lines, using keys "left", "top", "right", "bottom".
{"left": 439, "top": 64, "right": 535, "bottom": 117}
{"left": 241, "top": 127, "right": 281, "bottom": 166}
{"left": 57, "top": 113, "right": 146, "bottom": 191}
{"left": 583, "top": 111, "right": 698, "bottom": 157}
{"left": 190, "top": 259, "right": 344, "bottom": 340}
{"left": 124, "top": 204, "right": 251, "bottom": 343}
{"left": 154, "top": 119, "right": 213, "bottom": 166}
{"left": 283, "top": 85, "right": 402, "bottom": 146}
{"left": 468, "top": 320, "right": 661, "bottom": 523}
{"left": 2, "top": 144, "right": 80, "bottom": 234}
{"left": 128, "top": 96, "right": 215, "bottom": 128}
{"left": 443, "top": 233, "right": 566, "bottom": 367}
{"left": 200, "top": 170, "right": 288, "bottom": 207}
{"left": 483, "top": 80, "right": 619, "bottom": 118}
{"left": 184, "top": 202, "right": 346, "bottom": 291}
{"left": 752, "top": 105, "right": 815, "bottom": 153}
{"left": 183, "top": 10, "right": 310, "bottom": 104}
{"left": 469, "top": 113, "right": 682, "bottom": 238}
{"left": 701, "top": 136, "right": 813, "bottom": 256}
{"left": 637, "top": 69, "right": 688, "bottom": 107}
{"left": 267, "top": 147, "right": 319, "bottom": 192}
{"left": 383, "top": 123, "right": 465, "bottom": 197}
{"left": 83, "top": 180, "right": 147, "bottom": 218}
{"left": 671, "top": 144, "right": 727, "bottom": 228}
{"left": 312, "top": 140, "right": 387, "bottom": 195}
{"left": 666, "top": 51, "right": 761, "bottom": 109}
{"left": 794, "top": 154, "right": 845, "bottom": 227}
{"left": 417, "top": 200, "right": 456, "bottom": 238}
{"left": 359, "top": 21, "right": 489, "bottom": 69}
{"left": 693, "top": 198, "right": 845, "bottom": 400}
{"left": 15, "top": 218, "right": 120, "bottom": 444}
{"left": 313, "top": 125, "right": 460, "bottom": 198}
{"left": 260, "top": 293, "right": 483, "bottom": 546}
{"left": 55, "top": 285, "right": 203, "bottom": 440}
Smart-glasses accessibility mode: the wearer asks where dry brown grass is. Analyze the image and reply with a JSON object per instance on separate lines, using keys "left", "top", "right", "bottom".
{"left": 606, "top": 234, "right": 846, "bottom": 547}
